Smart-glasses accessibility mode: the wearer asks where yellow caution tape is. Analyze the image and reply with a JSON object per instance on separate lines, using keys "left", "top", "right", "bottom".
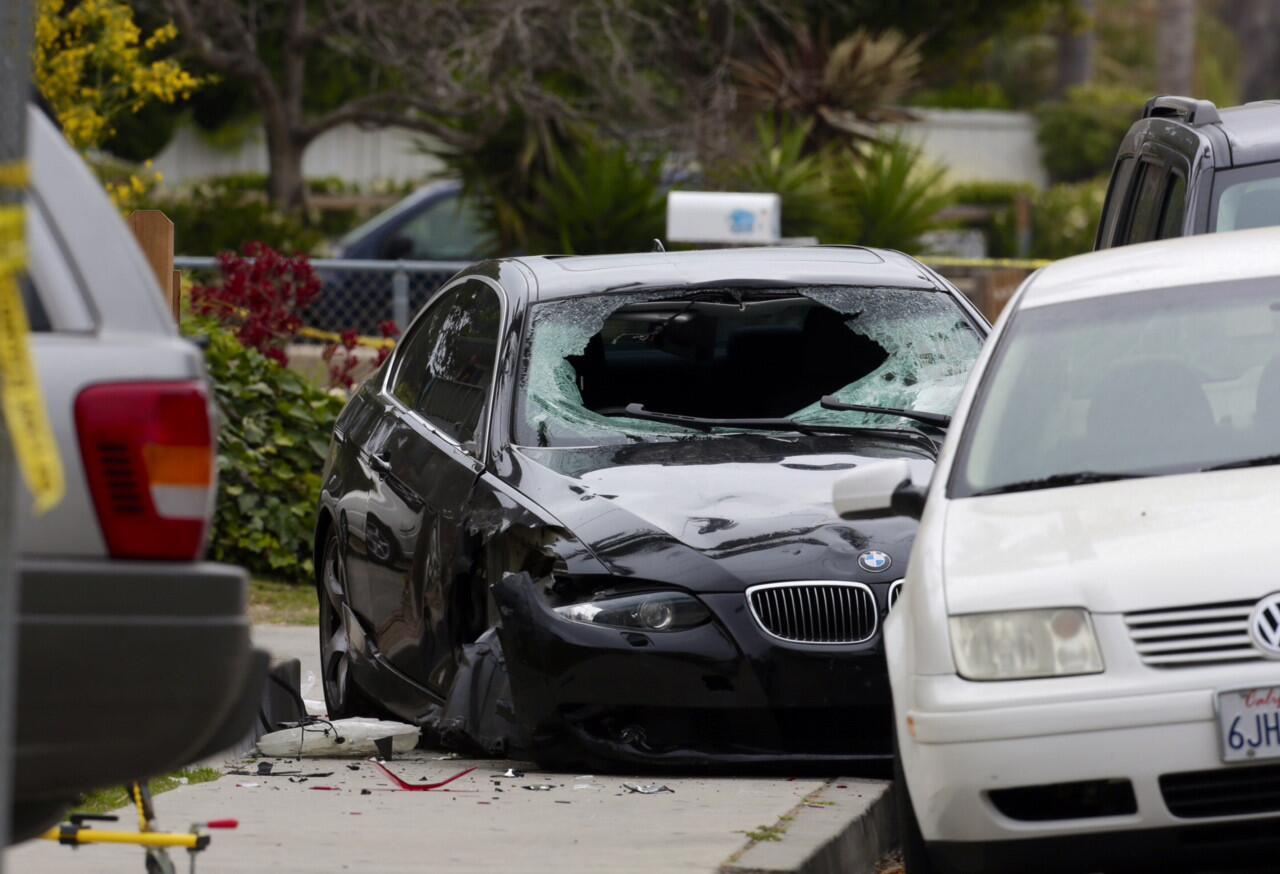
{"left": 298, "top": 325, "right": 395, "bottom": 350}
{"left": 0, "top": 160, "right": 64, "bottom": 514}
{"left": 921, "top": 255, "right": 1052, "bottom": 270}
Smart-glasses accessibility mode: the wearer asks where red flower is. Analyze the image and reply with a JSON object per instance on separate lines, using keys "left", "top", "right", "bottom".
{"left": 190, "top": 242, "right": 322, "bottom": 366}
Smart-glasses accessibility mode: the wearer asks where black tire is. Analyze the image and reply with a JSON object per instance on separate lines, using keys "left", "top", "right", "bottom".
{"left": 895, "top": 731, "right": 943, "bottom": 874}
{"left": 317, "top": 528, "right": 379, "bottom": 719}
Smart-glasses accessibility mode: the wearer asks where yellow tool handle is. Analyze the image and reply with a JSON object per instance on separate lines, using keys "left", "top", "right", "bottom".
{"left": 39, "top": 827, "right": 200, "bottom": 849}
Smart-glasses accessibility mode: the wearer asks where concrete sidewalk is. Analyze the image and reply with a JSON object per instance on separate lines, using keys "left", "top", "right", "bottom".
{"left": 7, "top": 625, "right": 894, "bottom": 873}
{"left": 9, "top": 751, "right": 889, "bottom": 873}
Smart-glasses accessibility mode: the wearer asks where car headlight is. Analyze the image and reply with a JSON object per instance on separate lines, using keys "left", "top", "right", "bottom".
{"left": 950, "top": 609, "right": 1103, "bottom": 681}
{"left": 553, "top": 591, "right": 710, "bottom": 631}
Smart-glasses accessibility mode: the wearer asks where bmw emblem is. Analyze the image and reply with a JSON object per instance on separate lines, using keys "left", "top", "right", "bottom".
{"left": 859, "top": 550, "right": 892, "bottom": 573}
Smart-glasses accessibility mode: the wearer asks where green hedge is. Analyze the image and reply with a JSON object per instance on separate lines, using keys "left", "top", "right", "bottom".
{"left": 195, "top": 322, "right": 344, "bottom": 581}
{"left": 1034, "top": 85, "right": 1147, "bottom": 184}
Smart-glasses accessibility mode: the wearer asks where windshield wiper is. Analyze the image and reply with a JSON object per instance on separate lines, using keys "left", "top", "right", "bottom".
{"left": 616, "top": 403, "right": 939, "bottom": 453}
{"left": 971, "top": 470, "right": 1147, "bottom": 497}
{"left": 820, "top": 395, "right": 950, "bottom": 428}
{"left": 1203, "top": 454, "right": 1280, "bottom": 472}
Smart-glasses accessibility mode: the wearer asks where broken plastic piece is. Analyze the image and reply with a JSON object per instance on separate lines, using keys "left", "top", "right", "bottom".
{"left": 522, "top": 784, "right": 555, "bottom": 791}
{"left": 235, "top": 783, "right": 259, "bottom": 789}
{"left": 368, "top": 759, "right": 476, "bottom": 792}
{"left": 622, "top": 783, "right": 674, "bottom": 794}
{"left": 256, "top": 718, "right": 420, "bottom": 758}
{"left": 500, "top": 768, "right": 524, "bottom": 778}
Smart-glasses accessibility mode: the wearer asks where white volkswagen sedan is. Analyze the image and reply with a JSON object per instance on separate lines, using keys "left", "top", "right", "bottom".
{"left": 834, "top": 228, "right": 1280, "bottom": 873}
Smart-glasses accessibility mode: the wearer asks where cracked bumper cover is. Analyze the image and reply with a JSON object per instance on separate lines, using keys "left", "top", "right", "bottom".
{"left": 492, "top": 572, "right": 892, "bottom": 768}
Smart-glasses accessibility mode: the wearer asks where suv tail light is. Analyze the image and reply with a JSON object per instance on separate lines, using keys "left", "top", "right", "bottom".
{"left": 75, "top": 382, "right": 215, "bottom": 560}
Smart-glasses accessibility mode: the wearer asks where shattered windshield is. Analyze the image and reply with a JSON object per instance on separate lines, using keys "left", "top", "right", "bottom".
{"left": 514, "top": 285, "right": 982, "bottom": 447}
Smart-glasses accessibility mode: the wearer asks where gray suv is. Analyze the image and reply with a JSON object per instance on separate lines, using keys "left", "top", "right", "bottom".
{"left": 1097, "top": 95, "right": 1280, "bottom": 249}
{"left": 12, "top": 107, "right": 263, "bottom": 840}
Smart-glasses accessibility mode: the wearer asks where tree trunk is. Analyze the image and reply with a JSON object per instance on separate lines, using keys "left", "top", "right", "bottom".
{"left": 1157, "top": 0, "right": 1196, "bottom": 96}
{"left": 264, "top": 127, "right": 308, "bottom": 213}
{"left": 1221, "top": 0, "right": 1280, "bottom": 101}
{"left": 1055, "top": 0, "right": 1095, "bottom": 97}
{"left": 257, "top": 81, "right": 309, "bottom": 213}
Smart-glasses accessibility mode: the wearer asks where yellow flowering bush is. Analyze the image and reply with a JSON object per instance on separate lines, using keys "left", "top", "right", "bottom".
{"left": 33, "top": 0, "right": 199, "bottom": 153}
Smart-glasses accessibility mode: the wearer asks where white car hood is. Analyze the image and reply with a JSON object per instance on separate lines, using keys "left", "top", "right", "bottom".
{"left": 942, "top": 467, "right": 1280, "bottom": 615}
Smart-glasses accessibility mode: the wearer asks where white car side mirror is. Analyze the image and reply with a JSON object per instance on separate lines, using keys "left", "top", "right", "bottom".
{"left": 833, "top": 459, "right": 929, "bottom": 520}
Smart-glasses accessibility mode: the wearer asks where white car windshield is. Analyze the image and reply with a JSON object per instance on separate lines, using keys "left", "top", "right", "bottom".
{"left": 953, "top": 278, "right": 1280, "bottom": 496}
{"left": 514, "top": 285, "right": 982, "bottom": 447}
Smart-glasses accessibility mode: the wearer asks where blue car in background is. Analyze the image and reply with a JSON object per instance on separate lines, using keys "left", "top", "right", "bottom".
{"left": 314, "top": 180, "right": 490, "bottom": 334}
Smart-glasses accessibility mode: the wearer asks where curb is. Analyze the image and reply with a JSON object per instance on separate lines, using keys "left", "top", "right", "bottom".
{"left": 722, "top": 779, "right": 897, "bottom": 874}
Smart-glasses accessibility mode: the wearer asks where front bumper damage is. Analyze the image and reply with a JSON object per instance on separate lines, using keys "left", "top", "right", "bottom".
{"left": 482, "top": 572, "right": 893, "bottom": 770}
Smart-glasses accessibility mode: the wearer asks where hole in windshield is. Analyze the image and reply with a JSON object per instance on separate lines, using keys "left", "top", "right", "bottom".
{"left": 514, "top": 286, "right": 982, "bottom": 447}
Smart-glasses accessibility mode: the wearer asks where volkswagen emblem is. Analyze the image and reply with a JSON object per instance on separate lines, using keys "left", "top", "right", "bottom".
{"left": 1251, "top": 594, "right": 1280, "bottom": 658}
{"left": 859, "top": 550, "right": 892, "bottom": 573}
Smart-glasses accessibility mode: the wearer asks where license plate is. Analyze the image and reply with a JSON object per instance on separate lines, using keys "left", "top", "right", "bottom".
{"left": 1218, "top": 687, "right": 1280, "bottom": 762}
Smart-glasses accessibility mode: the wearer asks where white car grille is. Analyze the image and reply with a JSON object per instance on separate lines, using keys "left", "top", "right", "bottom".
{"left": 746, "top": 582, "right": 878, "bottom": 644}
{"left": 1124, "top": 599, "right": 1262, "bottom": 668}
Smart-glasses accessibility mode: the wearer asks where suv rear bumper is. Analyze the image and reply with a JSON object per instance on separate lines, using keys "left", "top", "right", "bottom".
{"left": 15, "top": 557, "right": 263, "bottom": 802}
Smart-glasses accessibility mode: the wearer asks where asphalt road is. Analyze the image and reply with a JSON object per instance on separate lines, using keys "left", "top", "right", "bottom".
{"left": 7, "top": 625, "right": 891, "bottom": 873}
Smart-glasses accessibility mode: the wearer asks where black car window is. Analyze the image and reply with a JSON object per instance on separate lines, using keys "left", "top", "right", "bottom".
{"left": 390, "top": 280, "right": 501, "bottom": 446}
{"left": 381, "top": 196, "right": 488, "bottom": 261}
{"left": 1097, "top": 156, "right": 1135, "bottom": 248}
{"left": 1123, "top": 161, "right": 1167, "bottom": 245}
{"left": 1157, "top": 173, "right": 1187, "bottom": 240}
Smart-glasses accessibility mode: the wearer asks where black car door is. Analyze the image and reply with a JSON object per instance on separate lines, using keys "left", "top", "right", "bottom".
{"left": 362, "top": 278, "right": 504, "bottom": 694}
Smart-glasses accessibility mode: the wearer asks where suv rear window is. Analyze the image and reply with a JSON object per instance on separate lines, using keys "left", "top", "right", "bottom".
{"left": 19, "top": 275, "right": 51, "bottom": 332}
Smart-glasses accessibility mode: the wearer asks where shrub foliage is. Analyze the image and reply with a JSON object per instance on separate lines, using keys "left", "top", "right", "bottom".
{"left": 196, "top": 323, "right": 343, "bottom": 582}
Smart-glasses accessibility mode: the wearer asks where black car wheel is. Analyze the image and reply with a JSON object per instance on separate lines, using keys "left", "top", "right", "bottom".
{"left": 318, "top": 528, "right": 375, "bottom": 719}
{"left": 895, "top": 730, "right": 944, "bottom": 874}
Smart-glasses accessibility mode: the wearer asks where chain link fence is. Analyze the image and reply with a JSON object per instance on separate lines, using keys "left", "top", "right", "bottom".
{"left": 174, "top": 257, "right": 469, "bottom": 339}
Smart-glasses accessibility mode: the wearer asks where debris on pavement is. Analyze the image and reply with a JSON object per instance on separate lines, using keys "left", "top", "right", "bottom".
{"left": 256, "top": 717, "right": 420, "bottom": 758}
{"left": 499, "top": 768, "right": 524, "bottom": 778}
{"left": 368, "top": 759, "right": 477, "bottom": 792}
{"left": 522, "top": 784, "right": 555, "bottom": 791}
{"left": 235, "top": 782, "right": 259, "bottom": 789}
{"left": 622, "top": 783, "right": 674, "bottom": 795}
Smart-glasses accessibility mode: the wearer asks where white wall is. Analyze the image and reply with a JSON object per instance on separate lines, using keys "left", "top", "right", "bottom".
{"left": 889, "top": 109, "right": 1049, "bottom": 188}
{"left": 150, "top": 109, "right": 1047, "bottom": 189}
{"left": 150, "top": 122, "right": 445, "bottom": 186}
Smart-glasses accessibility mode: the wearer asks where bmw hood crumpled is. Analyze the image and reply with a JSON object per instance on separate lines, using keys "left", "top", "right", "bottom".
{"left": 509, "top": 433, "right": 931, "bottom": 590}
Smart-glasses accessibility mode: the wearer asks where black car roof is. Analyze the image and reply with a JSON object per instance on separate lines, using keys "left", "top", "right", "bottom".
{"left": 1134, "top": 98, "right": 1280, "bottom": 167}
{"left": 1216, "top": 101, "right": 1280, "bottom": 166}
{"left": 504, "top": 246, "right": 944, "bottom": 302}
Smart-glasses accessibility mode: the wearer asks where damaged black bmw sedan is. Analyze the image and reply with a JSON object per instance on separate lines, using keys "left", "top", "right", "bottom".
{"left": 315, "top": 247, "right": 987, "bottom": 769}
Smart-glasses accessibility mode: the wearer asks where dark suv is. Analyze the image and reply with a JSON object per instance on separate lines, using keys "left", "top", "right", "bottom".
{"left": 1096, "top": 95, "right": 1280, "bottom": 249}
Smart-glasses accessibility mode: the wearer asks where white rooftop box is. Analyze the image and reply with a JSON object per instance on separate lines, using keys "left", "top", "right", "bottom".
{"left": 666, "top": 191, "right": 781, "bottom": 245}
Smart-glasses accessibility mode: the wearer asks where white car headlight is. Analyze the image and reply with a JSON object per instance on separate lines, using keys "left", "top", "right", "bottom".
{"left": 950, "top": 609, "right": 1103, "bottom": 681}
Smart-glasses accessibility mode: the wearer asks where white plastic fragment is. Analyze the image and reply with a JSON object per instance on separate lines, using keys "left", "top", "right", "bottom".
{"left": 255, "top": 718, "right": 420, "bottom": 758}
{"left": 622, "top": 783, "right": 674, "bottom": 795}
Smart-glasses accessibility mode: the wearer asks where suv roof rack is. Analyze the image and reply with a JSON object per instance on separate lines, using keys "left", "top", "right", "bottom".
{"left": 1143, "top": 95, "right": 1221, "bottom": 126}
